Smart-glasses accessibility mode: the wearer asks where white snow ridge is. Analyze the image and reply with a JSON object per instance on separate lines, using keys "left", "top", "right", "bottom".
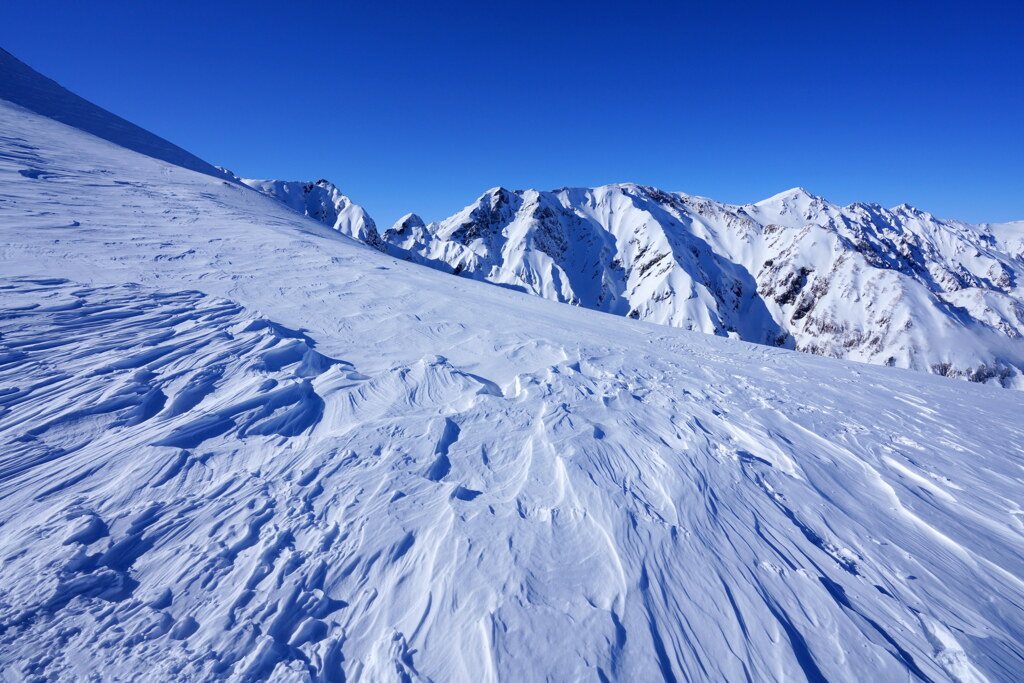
{"left": 2, "top": 47, "right": 1024, "bottom": 682}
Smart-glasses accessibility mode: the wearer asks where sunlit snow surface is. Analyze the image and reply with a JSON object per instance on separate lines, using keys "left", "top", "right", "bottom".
{"left": 2, "top": 66, "right": 1024, "bottom": 682}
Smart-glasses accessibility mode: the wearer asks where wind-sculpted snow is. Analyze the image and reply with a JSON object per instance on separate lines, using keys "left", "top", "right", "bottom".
{"left": 3, "top": 53, "right": 1024, "bottom": 681}
{"left": 2, "top": 277, "right": 1024, "bottom": 681}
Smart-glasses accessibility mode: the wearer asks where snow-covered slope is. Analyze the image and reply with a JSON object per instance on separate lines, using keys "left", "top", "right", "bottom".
{"left": 3, "top": 55, "right": 1024, "bottom": 682}
{"left": 237, "top": 177, "right": 383, "bottom": 248}
{"left": 374, "top": 185, "right": 1024, "bottom": 388}
{"left": 0, "top": 48, "right": 233, "bottom": 182}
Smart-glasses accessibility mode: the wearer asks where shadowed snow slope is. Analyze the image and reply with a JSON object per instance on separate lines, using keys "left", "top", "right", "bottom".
{"left": 2, "top": 56, "right": 1024, "bottom": 682}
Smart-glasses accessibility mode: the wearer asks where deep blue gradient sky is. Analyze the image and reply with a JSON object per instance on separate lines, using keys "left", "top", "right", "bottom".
{"left": 4, "top": 1, "right": 1022, "bottom": 225}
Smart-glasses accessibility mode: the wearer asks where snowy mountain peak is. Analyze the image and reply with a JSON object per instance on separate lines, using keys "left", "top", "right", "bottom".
{"left": 754, "top": 186, "right": 833, "bottom": 214}
{"left": 236, "top": 176, "right": 384, "bottom": 249}
{"left": 486, "top": 185, "right": 520, "bottom": 197}
{"left": 757, "top": 186, "right": 817, "bottom": 203}
{"left": 229, "top": 170, "right": 1024, "bottom": 388}
{"left": 384, "top": 213, "right": 428, "bottom": 244}
{"left": 357, "top": 183, "right": 1024, "bottom": 388}
{"left": 890, "top": 202, "right": 929, "bottom": 218}
{"left": 784, "top": 185, "right": 813, "bottom": 198}
{"left": 393, "top": 212, "right": 425, "bottom": 231}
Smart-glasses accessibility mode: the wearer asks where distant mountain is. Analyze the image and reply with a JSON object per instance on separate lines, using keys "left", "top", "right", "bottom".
{"left": 235, "top": 177, "right": 384, "bottom": 248}
{"left": 366, "top": 184, "right": 1024, "bottom": 387}
{"left": 8, "top": 42, "right": 1019, "bottom": 389}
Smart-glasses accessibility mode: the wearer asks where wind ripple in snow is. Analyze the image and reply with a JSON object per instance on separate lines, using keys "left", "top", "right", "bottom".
{"left": 1, "top": 277, "right": 1023, "bottom": 681}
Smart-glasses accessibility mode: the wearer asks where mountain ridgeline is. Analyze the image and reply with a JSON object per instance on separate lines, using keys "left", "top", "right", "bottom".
{"left": 243, "top": 179, "right": 1024, "bottom": 389}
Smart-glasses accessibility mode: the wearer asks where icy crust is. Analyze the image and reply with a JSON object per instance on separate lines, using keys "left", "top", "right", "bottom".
{"left": 1, "top": 278, "right": 1023, "bottom": 681}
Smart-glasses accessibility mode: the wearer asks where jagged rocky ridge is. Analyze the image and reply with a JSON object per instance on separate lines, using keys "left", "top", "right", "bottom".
{"left": 254, "top": 182, "right": 1024, "bottom": 388}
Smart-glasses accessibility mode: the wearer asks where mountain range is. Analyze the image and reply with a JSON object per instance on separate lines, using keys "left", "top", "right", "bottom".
{"left": 239, "top": 177, "right": 1024, "bottom": 388}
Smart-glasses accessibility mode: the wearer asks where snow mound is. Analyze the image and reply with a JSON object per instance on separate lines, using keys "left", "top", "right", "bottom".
{"left": 3, "top": 275, "right": 1023, "bottom": 681}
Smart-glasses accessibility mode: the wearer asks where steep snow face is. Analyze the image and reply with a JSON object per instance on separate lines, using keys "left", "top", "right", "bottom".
{"left": 3, "top": 57, "right": 1024, "bottom": 683}
{"left": 376, "top": 184, "right": 1024, "bottom": 388}
{"left": 239, "top": 178, "right": 383, "bottom": 248}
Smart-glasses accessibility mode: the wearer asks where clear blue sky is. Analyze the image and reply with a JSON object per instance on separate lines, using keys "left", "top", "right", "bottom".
{"left": 4, "top": 1, "right": 1022, "bottom": 225}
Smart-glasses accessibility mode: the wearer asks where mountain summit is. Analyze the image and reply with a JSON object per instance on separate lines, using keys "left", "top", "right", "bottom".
{"left": 257, "top": 181, "right": 1024, "bottom": 388}
{"left": 236, "top": 177, "right": 383, "bottom": 248}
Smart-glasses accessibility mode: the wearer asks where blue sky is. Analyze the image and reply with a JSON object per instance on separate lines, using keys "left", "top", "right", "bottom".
{"left": 4, "top": 1, "right": 1021, "bottom": 225}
